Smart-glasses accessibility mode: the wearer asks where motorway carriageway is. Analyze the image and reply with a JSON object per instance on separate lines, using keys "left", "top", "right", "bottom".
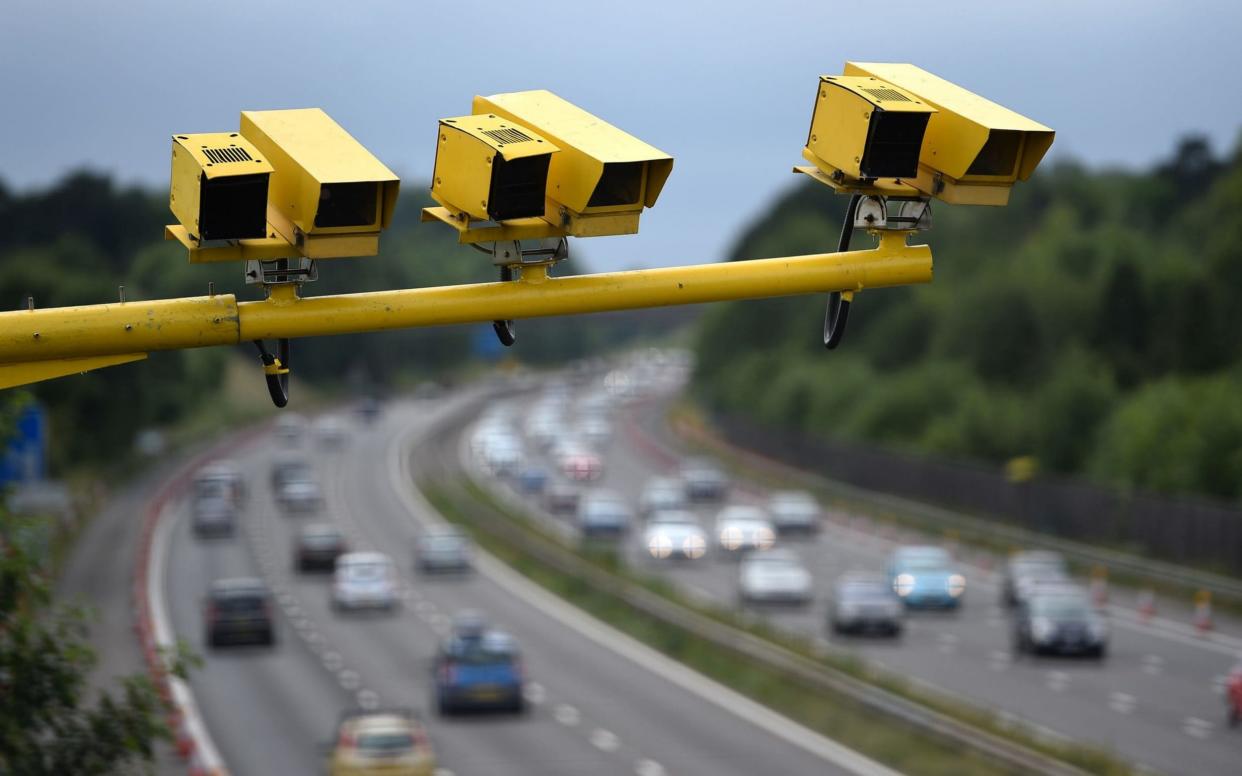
{"left": 157, "top": 391, "right": 892, "bottom": 776}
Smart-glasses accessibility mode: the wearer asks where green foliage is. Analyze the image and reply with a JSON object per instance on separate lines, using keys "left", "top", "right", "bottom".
{"left": 0, "top": 508, "right": 170, "bottom": 775}
{"left": 694, "top": 134, "right": 1242, "bottom": 500}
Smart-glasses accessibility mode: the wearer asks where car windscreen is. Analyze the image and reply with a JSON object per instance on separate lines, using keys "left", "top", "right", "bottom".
{"left": 214, "top": 595, "right": 265, "bottom": 612}
{"left": 301, "top": 533, "right": 341, "bottom": 548}
{"left": 343, "top": 563, "right": 388, "bottom": 582}
{"left": 424, "top": 537, "right": 464, "bottom": 552}
{"left": 448, "top": 636, "right": 517, "bottom": 665}
{"left": 355, "top": 731, "right": 414, "bottom": 755}
{"left": 1030, "top": 597, "right": 1092, "bottom": 619}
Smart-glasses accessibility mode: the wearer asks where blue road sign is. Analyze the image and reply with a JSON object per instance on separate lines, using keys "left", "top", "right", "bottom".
{"left": 0, "top": 403, "right": 47, "bottom": 485}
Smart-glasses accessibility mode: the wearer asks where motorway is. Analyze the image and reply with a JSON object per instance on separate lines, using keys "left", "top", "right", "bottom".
{"left": 471, "top": 367, "right": 1242, "bottom": 776}
{"left": 156, "top": 391, "right": 885, "bottom": 776}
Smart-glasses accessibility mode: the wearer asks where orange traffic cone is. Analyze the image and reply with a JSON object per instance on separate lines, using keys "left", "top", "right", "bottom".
{"left": 1090, "top": 565, "right": 1109, "bottom": 607}
{"left": 1137, "top": 589, "right": 1156, "bottom": 623}
{"left": 1194, "top": 590, "right": 1213, "bottom": 635}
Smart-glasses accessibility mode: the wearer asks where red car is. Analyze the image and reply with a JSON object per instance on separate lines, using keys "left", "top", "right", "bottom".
{"left": 560, "top": 452, "right": 602, "bottom": 482}
{"left": 1228, "top": 666, "right": 1242, "bottom": 727}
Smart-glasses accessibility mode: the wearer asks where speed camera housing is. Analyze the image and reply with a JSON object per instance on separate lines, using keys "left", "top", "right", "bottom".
{"left": 430, "top": 114, "right": 559, "bottom": 222}
{"left": 240, "top": 108, "right": 400, "bottom": 257}
{"left": 169, "top": 133, "right": 274, "bottom": 244}
{"left": 472, "top": 90, "right": 673, "bottom": 238}
{"left": 843, "top": 62, "right": 1055, "bottom": 205}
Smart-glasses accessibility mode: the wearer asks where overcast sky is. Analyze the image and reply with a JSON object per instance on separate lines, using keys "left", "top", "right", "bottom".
{"left": 2, "top": 0, "right": 1239, "bottom": 271}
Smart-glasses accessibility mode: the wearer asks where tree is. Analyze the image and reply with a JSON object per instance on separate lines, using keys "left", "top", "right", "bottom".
{"left": 0, "top": 398, "right": 172, "bottom": 774}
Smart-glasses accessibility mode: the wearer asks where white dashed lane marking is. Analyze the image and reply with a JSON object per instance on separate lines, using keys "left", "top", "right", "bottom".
{"left": 357, "top": 689, "right": 380, "bottom": 710}
{"left": 590, "top": 728, "right": 619, "bottom": 752}
{"left": 553, "top": 703, "right": 580, "bottom": 727}
{"left": 635, "top": 759, "right": 666, "bottom": 776}
{"left": 523, "top": 682, "right": 546, "bottom": 705}
{"left": 1142, "top": 654, "right": 1164, "bottom": 676}
{"left": 1044, "top": 671, "right": 1069, "bottom": 692}
{"left": 1183, "top": 716, "right": 1213, "bottom": 739}
{"left": 1109, "top": 692, "right": 1136, "bottom": 714}
{"left": 322, "top": 651, "right": 344, "bottom": 672}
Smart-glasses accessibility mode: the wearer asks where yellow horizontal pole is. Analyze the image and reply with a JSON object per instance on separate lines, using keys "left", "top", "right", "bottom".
{"left": 239, "top": 233, "right": 931, "bottom": 341}
{"left": 0, "top": 234, "right": 930, "bottom": 368}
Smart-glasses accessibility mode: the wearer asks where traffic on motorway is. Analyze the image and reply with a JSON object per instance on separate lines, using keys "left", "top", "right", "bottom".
{"left": 462, "top": 349, "right": 1242, "bottom": 776}
{"left": 160, "top": 350, "right": 1242, "bottom": 775}
{"left": 165, "top": 380, "right": 871, "bottom": 776}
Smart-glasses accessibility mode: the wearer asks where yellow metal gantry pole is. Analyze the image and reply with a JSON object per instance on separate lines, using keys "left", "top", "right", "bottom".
{"left": 0, "top": 231, "right": 930, "bottom": 389}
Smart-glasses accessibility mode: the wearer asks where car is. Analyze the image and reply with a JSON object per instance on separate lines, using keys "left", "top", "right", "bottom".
{"left": 355, "top": 396, "right": 382, "bottom": 425}
{"left": 1013, "top": 590, "right": 1108, "bottom": 658}
{"left": 887, "top": 546, "right": 966, "bottom": 609}
{"left": 204, "top": 578, "right": 274, "bottom": 647}
{"left": 328, "top": 708, "right": 436, "bottom": 776}
{"left": 713, "top": 505, "right": 777, "bottom": 556}
{"left": 643, "top": 510, "right": 708, "bottom": 560}
{"left": 1001, "top": 550, "right": 1069, "bottom": 607}
{"left": 271, "top": 454, "right": 314, "bottom": 492}
{"left": 1226, "top": 663, "right": 1242, "bottom": 727}
{"left": 274, "top": 412, "right": 307, "bottom": 445}
{"left": 577, "top": 490, "right": 632, "bottom": 540}
{"left": 434, "top": 624, "right": 526, "bottom": 714}
{"left": 415, "top": 526, "right": 473, "bottom": 574}
{"left": 829, "top": 572, "right": 903, "bottom": 636}
{"left": 515, "top": 465, "right": 549, "bottom": 495}
{"left": 543, "top": 483, "right": 580, "bottom": 515}
{"left": 560, "top": 450, "right": 603, "bottom": 482}
{"left": 193, "top": 460, "right": 246, "bottom": 507}
{"left": 315, "top": 415, "right": 349, "bottom": 450}
{"left": 333, "top": 552, "right": 399, "bottom": 611}
{"left": 192, "top": 495, "right": 237, "bottom": 538}
{"left": 482, "top": 435, "right": 523, "bottom": 476}
{"left": 295, "top": 523, "right": 348, "bottom": 573}
{"left": 276, "top": 478, "right": 323, "bottom": 514}
{"left": 578, "top": 415, "right": 612, "bottom": 447}
{"left": 738, "top": 549, "right": 812, "bottom": 605}
{"left": 639, "top": 476, "right": 686, "bottom": 517}
{"left": 681, "top": 458, "right": 728, "bottom": 501}
{"left": 767, "top": 490, "right": 821, "bottom": 535}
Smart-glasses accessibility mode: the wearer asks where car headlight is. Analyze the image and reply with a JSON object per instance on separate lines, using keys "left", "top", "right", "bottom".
{"left": 946, "top": 574, "right": 966, "bottom": 597}
{"left": 755, "top": 528, "right": 775, "bottom": 551}
{"left": 683, "top": 534, "right": 706, "bottom": 559}
{"left": 648, "top": 533, "right": 672, "bottom": 559}
{"left": 893, "top": 573, "right": 915, "bottom": 597}
{"left": 1031, "top": 617, "right": 1055, "bottom": 642}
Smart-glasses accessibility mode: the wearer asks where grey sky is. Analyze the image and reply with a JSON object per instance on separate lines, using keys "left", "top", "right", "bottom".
{"left": 2, "top": 0, "right": 1239, "bottom": 271}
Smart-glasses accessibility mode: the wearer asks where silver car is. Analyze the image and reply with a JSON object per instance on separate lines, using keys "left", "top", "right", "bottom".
{"left": 767, "top": 490, "right": 821, "bottom": 535}
{"left": 829, "top": 573, "right": 903, "bottom": 636}
{"left": 639, "top": 477, "right": 686, "bottom": 517}
{"left": 577, "top": 490, "right": 632, "bottom": 539}
{"left": 738, "top": 549, "right": 812, "bottom": 605}
{"left": 714, "top": 505, "right": 776, "bottom": 555}
{"left": 332, "top": 552, "right": 399, "bottom": 611}
{"left": 416, "top": 527, "right": 473, "bottom": 574}
{"left": 643, "top": 510, "right": 708, "bottom": 560}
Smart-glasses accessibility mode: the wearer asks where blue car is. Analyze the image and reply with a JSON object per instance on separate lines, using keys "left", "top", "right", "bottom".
{"left": 887, "top": 546, "right": 966, "bottom": 609}
{"left": 434, "top": 624, "right": 525, "bottom": 715}
{"left": 516, "top": 465, "right": 549, "bottom": 495}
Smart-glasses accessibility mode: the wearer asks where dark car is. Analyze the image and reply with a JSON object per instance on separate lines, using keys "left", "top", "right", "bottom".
{"left": 270, "top": 455, "right": 314, "bottom": 492}
{"left": 294, "top": 523, "right": 348, "bottom": 573}
{"left": 434, "top": 624, "right": 525, "bottom": 715}
{"left": 1001, "top": 550, "right": 1069, "bottom": 607}
{"left": 192, "top": 496, "right": 237, "bottom": 538}
{"left": 680, "top": 458, "right": 728, "bottom": 502}
{"left": 544, "top": 483, "right": 580, "bottom": 515}
{"left": 416, "top": 527, "right": 473, "bottom": 574}
{"left": 1013, "top": 591, "right": 1108, "bottom": 658}
{"left": 577, "top": 491, "right": 632, "bottom": 540}
{"left": 204, "top": 578, "right": 275, "bottom": 647}
{"left": 516, "top": 465, "right": 550, "bottom": 495}
{"left": 829, "top": 573, "right": 903, "bottom": 637}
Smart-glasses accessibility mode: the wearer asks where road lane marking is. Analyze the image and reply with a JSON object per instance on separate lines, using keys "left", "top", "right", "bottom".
{"left": 635, "top": 759, "right": 666, "bottom": 776}
{"left": 1142, "top": 654, "right": 1164, "bottom": 676}
{"left": 523, "top": 682, "right": 547, "bottom": 705}
{"left": 357, "top": 689, "right": 380, "bottom": 710}
{"left": 1044, "top": 671, "right": 1069, "bottom": 692}
{"left": 322, "top": 650, "right": 344, "bottom": 672}
{"left": 339, "top": 669, "right": 361, "bottom": 691}
{"left": 553, "top": 703, "right": 580, "bottom": 727}
{"left": 590, "top": 728, "right": 619, "bottom": 752}
{"left": 1182, "top": 716, "right": 1213, "bottom": 739}
{"left": 1108, "top": 692, "right": 1135, "bottom": 714}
